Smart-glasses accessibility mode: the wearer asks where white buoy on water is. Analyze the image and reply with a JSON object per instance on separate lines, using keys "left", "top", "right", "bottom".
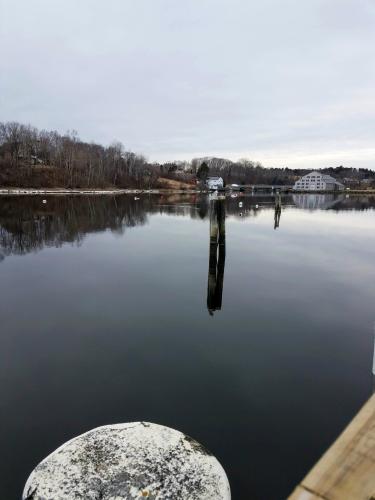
{"left": 42, "top": 199, "right": 47, "bottom": 204}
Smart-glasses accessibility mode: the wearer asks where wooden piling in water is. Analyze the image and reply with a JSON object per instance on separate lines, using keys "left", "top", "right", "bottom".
{"left": 217, "top": 199, "right": 226, "bottom": 245}
{"left": 210, "top": 200, "right": 219, "bottom": 245}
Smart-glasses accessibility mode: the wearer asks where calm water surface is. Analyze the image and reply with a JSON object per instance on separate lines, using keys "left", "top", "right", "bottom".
{"left": 1, "top": 193, "right": 375, "bottom": 499}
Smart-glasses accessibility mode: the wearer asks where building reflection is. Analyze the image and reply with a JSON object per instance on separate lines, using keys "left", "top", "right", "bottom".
{"left": 292, "top": 193, "right": 345, "bottom": 210}
{"left": 207, "top": 197, "right": 226, "bottom": 315}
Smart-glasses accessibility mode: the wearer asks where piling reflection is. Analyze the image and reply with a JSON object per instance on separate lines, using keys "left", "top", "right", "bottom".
{"left": 207, "top": 197, "right": 226, "bottom": 315}
{"left": 274, "top": 192, "right": 282, "bottom": 230}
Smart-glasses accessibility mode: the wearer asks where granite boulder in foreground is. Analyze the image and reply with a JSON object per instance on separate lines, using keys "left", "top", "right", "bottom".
{"left": 23, "top": 422, "right": 231, "bottom": 500}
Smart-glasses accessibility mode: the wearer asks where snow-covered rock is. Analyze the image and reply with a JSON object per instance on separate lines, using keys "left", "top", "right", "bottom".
{"left": 23, "top": 422, "right": 231, "bottom": 500}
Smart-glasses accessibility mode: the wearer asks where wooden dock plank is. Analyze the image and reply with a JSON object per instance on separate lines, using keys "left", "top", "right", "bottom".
{"left": 288, "top": 394, "right": 375, "bottom": 500}
{"left": 288, "top": 485, "right": 324, "bottom": 499}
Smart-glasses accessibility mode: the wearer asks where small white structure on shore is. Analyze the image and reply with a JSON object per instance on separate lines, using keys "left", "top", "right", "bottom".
{"left": 23, "top": 422, "right": 231, "bottom": 500}
{"left": 207, "top": 176, "right": 224, "bottom": 190}
{"left": 294, "top": 172, "right": 344, "bottom": 191}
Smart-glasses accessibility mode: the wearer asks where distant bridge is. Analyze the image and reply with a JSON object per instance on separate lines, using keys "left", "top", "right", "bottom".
{"left": 229, "top": 184, "right": 292, "bottom": 192}
{"left": 250, "top": 184, "right": 292, "bottom": 192}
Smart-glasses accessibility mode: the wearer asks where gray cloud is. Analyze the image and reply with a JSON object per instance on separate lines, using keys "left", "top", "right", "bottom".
{"left": 1, "top": 0, "right": 374, "bottom": 168}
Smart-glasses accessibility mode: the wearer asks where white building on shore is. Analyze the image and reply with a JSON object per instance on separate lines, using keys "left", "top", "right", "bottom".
{"left": 207, "top": 176, "right": 224, "bottom": 190}
{"left": 294, "top": 172, "right": 344, "bottom": 191}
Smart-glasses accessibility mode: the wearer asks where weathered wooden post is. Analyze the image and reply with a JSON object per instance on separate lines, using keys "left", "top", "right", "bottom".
{"left": 207, "top": 198, "right": 226, "bottom": 315}
{"left": 23, "top": 422, "right": 231, "bottom": 500}
{"left": 217, "top": 198, "right": 226, "bottom": 246}
{"left": 209, "top": 199, "right": 219, "bottom": 245}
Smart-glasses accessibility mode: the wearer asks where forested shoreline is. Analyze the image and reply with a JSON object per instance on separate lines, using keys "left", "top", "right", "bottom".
{"left": 1, "top": 121, "right": 374, "bottom": 189}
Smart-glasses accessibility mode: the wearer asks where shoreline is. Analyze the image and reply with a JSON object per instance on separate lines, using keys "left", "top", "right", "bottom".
{"left": 0, "top": 188, "right": 202, "bottom": 196}
{"left": 1, "top": 188, "right": 375, "bottom": 196}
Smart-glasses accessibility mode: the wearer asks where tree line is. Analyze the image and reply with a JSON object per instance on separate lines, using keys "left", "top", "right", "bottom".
{"left": 0, "top": 121, "right": 155, "bottom": 188}
{"left": 1, "top": 121, "right": 374, "bottom": 188}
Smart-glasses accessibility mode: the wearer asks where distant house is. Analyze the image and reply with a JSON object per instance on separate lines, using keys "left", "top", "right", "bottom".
{"left": 294, "top": 172, "right": 344, "bottom": 191}
{"left": 206, "top": 176, "right": 224, "bottom": 190}
{"left": 30, "top": 155, "right": 43, "bottom": 165}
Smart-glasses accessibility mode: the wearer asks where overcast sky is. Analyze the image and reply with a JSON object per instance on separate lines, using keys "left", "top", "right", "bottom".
{"left": 1, "top": 0, "right": 374, "bottom": 169}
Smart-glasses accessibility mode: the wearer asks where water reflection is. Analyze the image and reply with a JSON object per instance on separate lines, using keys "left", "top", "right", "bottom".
{"left": 1, "top": 193, "right": 375, "bottom": 259}
{"left": 2, "top": 192, "right": 375, "bottom": 500}
{"left": 274, "top": 193, "right": 282, "bottom": 230}
{"left": 292, "top": 193, "right": 344, "bottom": 210}
{"left": 207, "top": 197, "right": 226, "bottom": 315}
{"left": 0, "top": 195, "right": 149, "bottom": 257}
